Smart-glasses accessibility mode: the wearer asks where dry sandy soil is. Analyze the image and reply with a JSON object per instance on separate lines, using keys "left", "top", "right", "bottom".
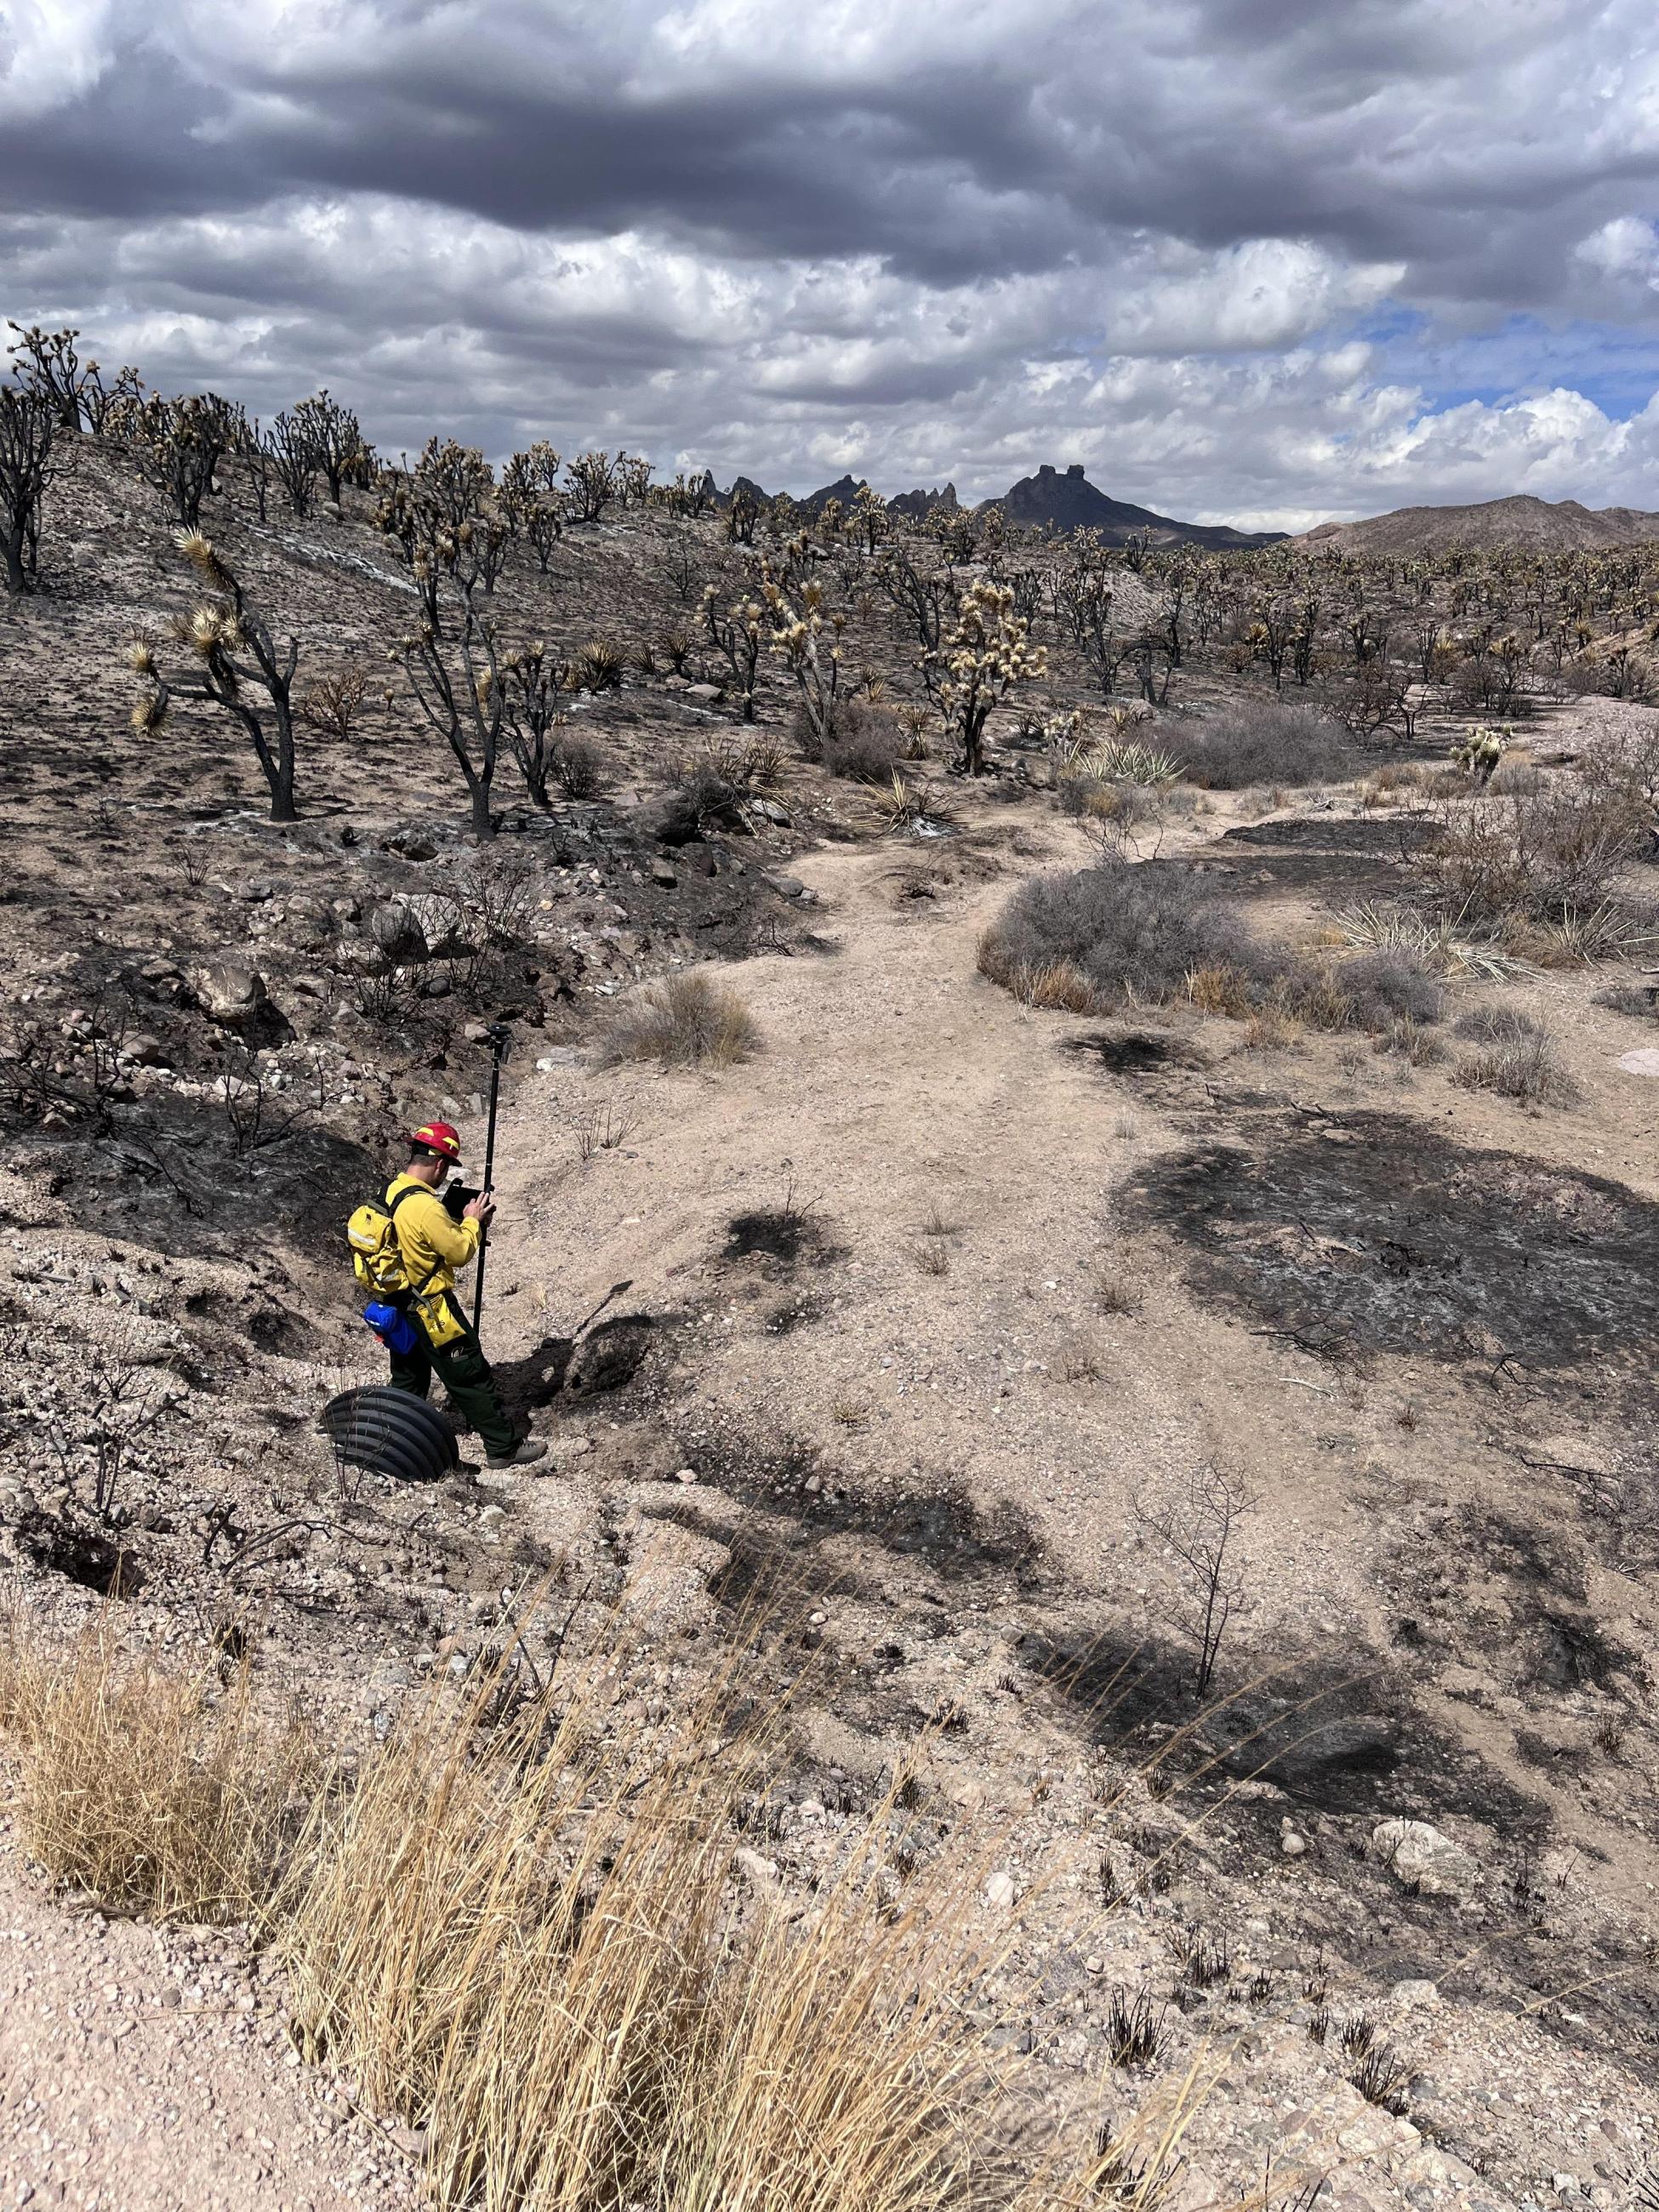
{"left": 3, "top": 436, "right": 1659, "bottom": 2209}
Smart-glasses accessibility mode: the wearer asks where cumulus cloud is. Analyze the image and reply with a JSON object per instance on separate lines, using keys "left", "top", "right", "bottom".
{"left": 3, "top": 0, "right": 1659, "bottom": 518}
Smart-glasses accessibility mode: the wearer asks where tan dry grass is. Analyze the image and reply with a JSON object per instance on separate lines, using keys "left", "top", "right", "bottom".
{"left": 0, "top": 1628, "right": 315, "bottom": 1924}
{"left": 5, "top": 1626, "right": 1118, "bottom": 2212}
{"left": 601, "top": 970, "right": 758, "bottom": 1070}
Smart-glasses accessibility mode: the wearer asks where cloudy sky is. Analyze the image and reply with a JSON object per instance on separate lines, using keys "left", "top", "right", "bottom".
{"left": 3, "top": 0, "right": 1659, "bottom": 527}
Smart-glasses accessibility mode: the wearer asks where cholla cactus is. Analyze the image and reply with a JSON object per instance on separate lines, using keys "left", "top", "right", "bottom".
{"left": 1452, "top": 723, "right": 1508, "bottom": 785}
{"left": 924, "top": 579, "right": 1047, "bottom": 775}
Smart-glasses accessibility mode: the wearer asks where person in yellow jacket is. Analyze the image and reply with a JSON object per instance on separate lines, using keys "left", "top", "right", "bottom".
{"left": 385, "top": 1120, "right": 545, "bottom": 1470}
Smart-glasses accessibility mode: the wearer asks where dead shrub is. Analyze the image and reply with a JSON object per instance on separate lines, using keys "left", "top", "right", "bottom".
{"left": 979, "top": 858, "right": 1277, "bottom": 1013}
{"left": 1452, "top": 1011, "right": 1577, "bottom": 1107}
{"left": 1419, "top": 783, "right": 1647, "bottom": 928}
{"left": 601, "top": 970, "right": 756, "bottom": 1069}
{"left": 1175, "top": 702, "right": 1355, "bottom": 790}
{"left": 299, "top": 664, "right": 369, "bottom": 744}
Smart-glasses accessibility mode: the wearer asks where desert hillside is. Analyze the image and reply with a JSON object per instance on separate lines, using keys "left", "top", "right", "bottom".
{"left": 3, "top": 376, "right": 1659, "bottom": 2210}
{"left": 1300, "top": 495, "right": 1659, "bottom": 557}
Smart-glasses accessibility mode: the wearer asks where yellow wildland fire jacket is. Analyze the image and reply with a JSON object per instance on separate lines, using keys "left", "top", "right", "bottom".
{"left": 385, "top": 1172, "right": 482, "bottom": 1347}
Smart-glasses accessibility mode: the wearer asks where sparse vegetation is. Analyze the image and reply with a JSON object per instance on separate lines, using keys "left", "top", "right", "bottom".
{"left": 601, "top": 970, "right": 757, "bottom": 1069}
{"left": 1173, "top": 702, "right": 1354, "bottom": 790}
{"left": 1452, "top": 1007, "right": 1578, "bottom": 1106}
{"left": 979, "top": 857, "right": 1273, "bottom": 1013}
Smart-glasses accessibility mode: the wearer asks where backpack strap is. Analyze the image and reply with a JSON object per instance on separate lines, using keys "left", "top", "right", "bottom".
{"left": 386, "top": 1180, "right": 447, "bottom": 1299}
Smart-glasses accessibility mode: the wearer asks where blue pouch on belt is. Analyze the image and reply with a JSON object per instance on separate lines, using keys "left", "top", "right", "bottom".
{"left": 363, "top": 1301, "right": 420, "bottom": 1357}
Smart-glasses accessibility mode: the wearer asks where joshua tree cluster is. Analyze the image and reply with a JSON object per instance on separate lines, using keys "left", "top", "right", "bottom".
{"left": 5, "top": 322, "right": 1656, "bottom": 832}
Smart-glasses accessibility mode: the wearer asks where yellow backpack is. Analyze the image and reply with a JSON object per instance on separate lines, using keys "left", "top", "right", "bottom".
{"left": 346, "top": 1186, "right": 467, "bottom": 1350}
{"left": 346, "top": 1187, "right": 422, "bottom": 1301}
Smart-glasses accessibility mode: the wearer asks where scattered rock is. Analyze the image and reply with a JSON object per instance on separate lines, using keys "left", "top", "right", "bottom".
{"left": 189, "top": 961, "right": 269, "bottom": 1024}
{"left": 983, "top": 1869, "right": 1018, "bottom": 1910}
{"left": 1369, "top": 1818, "right": 1479, "bottom": 1898}
{"left": 368, "top": 901, "right": 427, "bottom": 961}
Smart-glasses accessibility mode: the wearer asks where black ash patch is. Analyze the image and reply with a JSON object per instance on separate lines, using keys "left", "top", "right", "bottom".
{"left": 1127, "top": 1115, "right": 1659, "bottom": 1371}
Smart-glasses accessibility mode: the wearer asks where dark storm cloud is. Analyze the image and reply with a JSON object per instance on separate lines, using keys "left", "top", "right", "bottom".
{"left": 2, "top": 0, "right": 1658, "bottom": 520}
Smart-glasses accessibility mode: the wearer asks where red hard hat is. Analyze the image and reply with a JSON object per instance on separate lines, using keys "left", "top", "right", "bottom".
{"left": 408, "top": 1120, "right": 463, "bottom": 1164}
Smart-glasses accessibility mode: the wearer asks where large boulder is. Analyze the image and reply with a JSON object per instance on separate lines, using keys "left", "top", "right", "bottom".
{"left": 190, "top": 961, "right": 269, "bottom": 1025}
{"left": 368, "top": 900, "right": 428, "bottom": 961}
{"left": 1369, "top": 1818, "right": 1479, "bottom": 1898}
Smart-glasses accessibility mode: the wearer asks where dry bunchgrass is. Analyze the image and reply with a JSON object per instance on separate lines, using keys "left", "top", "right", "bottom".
{"left": 282, "top": 1677, "right": 1018, "bottom": 2212}
{"left": 1451, "top": 1007, "right": 1578, "bottom": 1108}
{"left": 3, "top": 1624, "right": 1135, "bottom": 2211}
{"left": 1183, "top": 964, "right": 1256, "bottom": 1017}
{"left": 0, "top": 1629, "right": 316, "bottom": 1924}
{"left": 976, "top": 935, "right": 1101, "bottom": 1014}
{"left": 601, "top": 970, "right": 757, "bottom": 1070}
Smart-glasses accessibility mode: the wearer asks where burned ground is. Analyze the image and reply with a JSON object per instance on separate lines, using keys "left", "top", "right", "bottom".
{"left": 1127, "top": 1114, "right": 1659, "bottom": 1374}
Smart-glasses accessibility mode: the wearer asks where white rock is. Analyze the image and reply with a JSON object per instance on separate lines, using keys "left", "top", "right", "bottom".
{"left": 733, "top": 1847, "right": 778, "bottom": 1886}
{"left": 1617, "top": 1048, "right": 1659, "bottom": 1078}
{"left": 983, "top": 1869, "right": 1018, "bottom": 1911}
{"left": 1369, "top": 1818, "right": 1479, "bottom": 1897}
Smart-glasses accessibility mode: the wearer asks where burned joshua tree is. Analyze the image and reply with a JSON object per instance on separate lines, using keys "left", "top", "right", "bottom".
{"left": 128, "top": 531, "right": 304, "bottom": 822}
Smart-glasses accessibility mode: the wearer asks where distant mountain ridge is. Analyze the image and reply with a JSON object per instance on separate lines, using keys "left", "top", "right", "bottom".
{"left": 715, "top": 461, "right": 1280, "bottom": 548}
{"left": 1298, "top": 493, "right": 1659, "bottom": 556}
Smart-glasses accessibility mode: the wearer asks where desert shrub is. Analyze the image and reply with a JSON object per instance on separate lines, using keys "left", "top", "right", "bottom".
{"left": 601, "top": 970, "right": 756, "bottom": 1069}
{"left": 1419, "top": 782, "right": 1647, "bottom": 926}
{"left": 1360, "top": 761, "right": 1430, "bottom": 807}
{"left": 1455, "top": 1005, "right": 1538, "bottom": 1046}
{"left": 1334, "top": 949, "right": 1444, "bottom": 1029}
{"left": 1453, "top": 1012, "right": 1576, "bottom": 1107}
{"left": 793, "top": 695, "right": 907, "bottom": 784}
{"left": 1058, "top": 776, "right": 1148, "bottom": 829}
{"left": 551, "top": 732, "right": 605, "bottom": 799}
{"left": 1487, "top": 757, "right": 1544, "bottom": 795}
{"left": 1174, "top": 702, "right": 1354, "bottom": 790}
{"left": 978, "top": 857, "right": 1276, "bottom": 1012}
{"left": 664, "top": 759, "right": 745, "bottom": 833}
{"left": 1377, "top": 1016, "right": 1447, "bottom": 1065}
{"left": 1596, "top": 982, "right": 1658, "bottom": 1018}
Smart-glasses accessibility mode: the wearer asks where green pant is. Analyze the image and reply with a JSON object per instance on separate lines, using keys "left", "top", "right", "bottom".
{"left": 387, "top": 1294, "right": 518, "bottom": 1461}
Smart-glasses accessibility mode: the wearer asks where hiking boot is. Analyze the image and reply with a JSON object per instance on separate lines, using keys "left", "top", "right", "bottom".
{"left": 485, "top": 1440, "right": 547, "bottom": 1471}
